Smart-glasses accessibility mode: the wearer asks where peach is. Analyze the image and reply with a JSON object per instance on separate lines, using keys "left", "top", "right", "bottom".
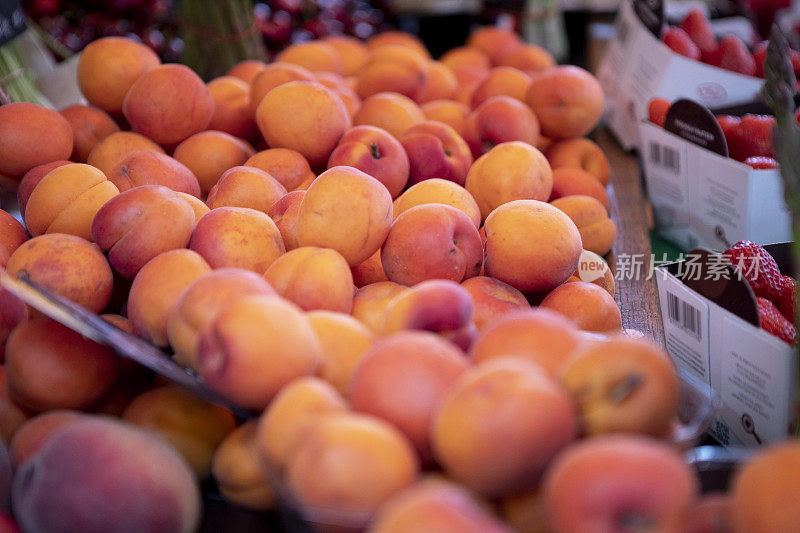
{"left": 167, "top": 268, "right": 276, "bottom": 368}
{"left": 173, "top": 131, "right": 255, "bottom": 195}
{"left": 244, "top": 148, "right": 315, "bottom": 192}
{"left": 417, "top": 61, "right": 458, "bottom": 103}
{"left": 550, "top": 167, "right": 610, "bottom": 210}
{"left": 285, "top": 412, "right": 419, "bottom": 517}
{"left": 352, "top": 281, "right": 410, "bottom": 335}
{"left": 256, "top": 81, "right": 351, "bottom": 167}
{"left": 197, "top": 295, "right": 321, "bottom": 409}
{"left": 467, "top": 27, "right": 523, "bottom": 65}
{"left": 570, "top": 249, "right": 615, "bottom": 296}
{"left": 461, "top": 276, "right": 529, "bottom": 331}
{"left": 497, "top": 44, "right": 556, "bottom": 74}
{"left": 178, "top": 192, "right": 210, "bottom": 223}
{"left": 470, "top": 67, "right": 531, "bottom": 108}
{"left": 382, "top": 204, "right": 482, "bottom": 286}
{"left": 324, "top": 35, "right": 369, "bottom": 76}
{"left": 122, "top": 385, "right": 236, "bottom": 478}
{"left": 350, "top": 331, "right": 468, "bottom": 460}
{"left": 367, "top": 31, "right": 430, "bottom": 58}
{"left": 393, "top": 178, "right": 481, "bottom": 228}
{"left": 17, "top": 160, "right": 71, "bottom": 217}
{"left": 560, "top": 334, "right": 680, "bottom": 437}
{"left": 264, "top": 247, "right": 354, "bottom": 313}
{"left": 546, "top": 137, "right": 611, "bottom": 186}
{"left": 421, "top": 100, "right": 470, "bottom": 137}
{"left": 207, "top": 76, "right": 259, "bottom": 140}
{"left": 86, "top": 131, "right": 165, "bottom": 176}
{"left": 400, "top": 121, "right": 473, "bottom": 186}
{"left": 454, "top": 78, "right": 483, "bottom": 107}
{"left": 277, "top": 41, "right": 344, "bottom": 75}
{"left": 308, "top": 310, "right": 374, "bottom": 393}
{"left": 432, "top": 357, "right": 577, "bottom": 497}
{"left": 256, "top": 376, "right": 347, "bottom": 470}
{"left": 466, "top": 141, "right": 552, "bottom": 220}
{"left": 354, "top": 92, "right": 426, "bottom": 139}
{"left": 525, "top": 66, "right": 604, "bottom": 139}
{"left": 462, "top": 96, "right": 540, "bottom": 158}
{"left": 297, "top": 166, "right": 393, "bottom": 266}
{"left": 440, "top": 46, "right": 491, "bottom": 85}
{"left": 328, "top": 125, "right": 410, "bottom": 198}
{"left": 6, "top": 233, "right": 113, "bottom": 313}
{"left": 123, "top": 64, "right": 214, "bottom": 147}
{"left": 127, "top": 249, "right": 211, "bottom": 346}
{"left": 484, "top": 200, "right": 582, "bottom": 293}
{"left": 9, "top": 410, "right": 86, "bottom": 467}
{"left": 5, "top": 318, "right": 119, "bottom": 411}
{"left": 0, "top": 103, "right": 73, "bottom": 178}
{"left": 267, "top": 190, "right": 304, "bottom": 250}
{"left": 550, "top": 195, "right": 616, "bottom": 256}
{"left": 540, "top": 281, "right": 621, "bottom": 332}
{"left": 542, "top": 435, "right": 698, "bottom": 532}
{"left": 212, "top": 421, "right": 274, "bottom": 511}
{"left": 106, "top": 149, "right": 200, "bottom": 197}
{"left": 227, "top": 59, "right": 267, "bottom": 84}
{"left": 77, "top": 36, "right": 160, "bottom": 114}
{"left": 730, "top": 442, "right": 800, "bottom": 532}
{"left": 91, "top": 185, "right": 195, "bottom": 279}
{"left": 12, "top": 417, "right": 201, "bottom": 533}
{"left": 316, "top": 74, "right": 362, "bottom": 118}
{"left": 60, "top": 105, "right": 120, "bottom": 163}
{"left": 352, "top": 249, "right": 389, "bottom": 287}
{"left": 249, "top": 62, "right": 315, "bottom": 114}
{"left": 206, "top": 166, "right": 287, "bottom": 213}
{"left": 0, "top": 212, "right": 27, "bottom": 257}
{"left": 357, "top": 46, "right": 429, "bottom": 101}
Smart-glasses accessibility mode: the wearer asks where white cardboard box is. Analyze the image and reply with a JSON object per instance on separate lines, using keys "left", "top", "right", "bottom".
{"left": 598, "top": 0, "right": 764, "bottom": 150}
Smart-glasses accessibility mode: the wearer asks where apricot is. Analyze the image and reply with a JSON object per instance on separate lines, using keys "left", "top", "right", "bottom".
{"left": 77, "top": 36, "right": 160, "bottom": 114}
{"left": 277, "top": 41, "right": 344, "bottom": 75}
{"left": 249, "top": 62, "right": 315, "bottom": 114}
{"left": 316, "top": 73, "right": 362, "bottom": 118}
{"left": 264, "top": 247, "right": 354, "bottom": 312}
{"left": 470, "top": 67, "right": 531, "bottom": 108}
{"left": 467, "top": 27, "right": 523, "bottom": 65}
{"left": 296, "top": 166, "right": 393, "bottom": 266}
{"left": 123, "top": 64, "right": 214, "bottom": 147}
{"left": 285, "top": 412, "right": 419, "bottom": 517}
{"left": 463, "top": 96, "right": 540, "bottom": 158}
{"left": 5, "top": 318, "right": 119, "bottom": 412}
{"left": 570, "top": 249, "right": 615, "bottom": 296}
{"left": 197, "top": 295, "right": 321, "bottom": 409}
{"left": 550, "top": 167, "right": 610, "bottom": 210}
{"left": 461, "top": 276, "right": 529, "bottom": 331}
{"left": 0, "top": 212, "right": 27, "bottom": 257}
{"left": 0, "top": 367, "right": 28, "bottom": 445}
{"left": 497, "top": 44, "right": 555, "bottom": 74}
{"left": 6, "top": 233, "right": 113, "bottom": 313}
{"left": 324, "top": 35, "right": 369, "bottom": 76}
{"left": 540, "top": 281, "right": 621, "bottom": 332}
{"left": 256, "top": 376, "right": 347, "bottom": 470}
{"left": 546, "top": 137, "right": 611, "bottom": 186}
{"left": 206, "top": 166, "right": 286, "bottom": 213}
{"left": 560, "top": 334, "right": 680, "bottom": 437}
{"left": 543, "top": 435, "right": 698, "bottom": 532}
{"left": 526, "top": 66, "right": 604, "bottom": 140}
{"left": 167, "top": 268, "right": 276, "bottom": 368}
{"left": 353, "top": 92, "right": 426, "bottom": 139}
{"left": 227, "top": 59, "right": 267, "bottom": 84}
{"left": 421, "top": 100, "right": 470, "bottom": 137}
{"left": 393, "top": 178, "right": 481, "bottom": 228}
{"left": 13, "top": 417, "right": 201, "bottom": 533}
{"left": 432, "top": 357, "right": 577, "bottom": 497}
{"left": 400, "top": 121, "right": 473, "bottom": 186}
{"left": 178, "top": 192, "right": 210, "bottom": 223}
{"left": 9, "top": 410, "right": 86, "bottom": 467}
{"left": 207, "top": 76, "right": 259, "bottom": 140}
{"left": 189, "top": 206, "right": 284, "bottom": 273}
{"left": 687, "top": 494, "right": 732, "bottom": 533}
{"left": 173, "top": 131, "right": 255, "bottom": 195}
{"left": 308, "top": 311, "right": 374, "bottom": 394}
{"left": 350, "top": 331, "right": 468, "bottom": 460}
{"left": 440, "top": 46, "right": 491, "bottom": 85}
{"left": 466, "top": 141, "right": 552, "bottom": 220}
{"left": 352, "top": 281, "right": 410, "bottom": 335}
{"left": 60, "top": 105, "right": 120, "bottom": 163}
{"left": 212, "top": 421, "right": 274, "bottom": 511}
{"left": 356, "top": 46, "right": 429, "bottom": 101}
{"left": 352, "top": 249, "right": 389, "bottom": 287}
{"left": 0, "top": 282, "right": 27, "bottom": 365}
{"left": 550, "top": 195, "right": 616, "bottom": 256}
{"left": 501, "top": 489, "right": 548, "bottom": 533}
{"left": 484, "top": 200, "right": 582, "bottom": 293}
{"left": 417, "top": 61, "right": 458, "bottom": 103}
{"left": 367, "top": 31, "right": 430, "bottom": 58}
{"left": 382, "top": 204, "right": 482, "bottom": 286}
{"left": 17, "top": 160, "right": 71, "bottom": 217}
{"left": 267, "top": 190, "right": 304, "bottom": 250}
{"left": 127, "top": 249, "right": 211, "bottom": 347}
{"left": 245, "top": 149, "right": 315, "bottom": 192}
{"left": 107, "top": 149, "right": 201, "bottom": 197}
{"left": 0, "top": 103, "right": 73, "bottom": 178}
{"left": 122, "top": 385, "right": 236, "bottom": 478}
{"left": 86, "top": 130, "right": 165, "bottom": 176}
{"left": 328, "top": 125, "right": 410, "bottom": 198}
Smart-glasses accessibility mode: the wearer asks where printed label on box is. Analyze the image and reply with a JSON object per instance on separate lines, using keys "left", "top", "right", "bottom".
{"left": 642, "top": 126, "right": 691, "bottom": 240}
{"left": 691, "top": 150, "right": 750, "bottom": 249}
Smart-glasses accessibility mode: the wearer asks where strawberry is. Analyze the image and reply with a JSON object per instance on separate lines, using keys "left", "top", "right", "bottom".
{"left": 775, "top": 275, "right": 797, "bottom": 324}
{"left": 680, "top": 9, "right": 717, "bottom": 54}
{"left": 725, "top": 114, "right": 775, "bottom": 161}
{"left": 704, "top": 36, "right": 756, "bottom": 77}
{"left": 723, "top": 240, "right": 782, "bottom": 300}
{"left": 662, "top": 27, "right": 701, "bottom": 60}
{"left": 758, "top": 297, "right": 797, "bottom": 345}
{"left": 744, "top": 156, "right": 779, "bottom": 169}
{"left": 796, "top": 108, "right": 800, "bottom": 125}
{"left": 648, "top": 98, "right": 671, "bottom": 127}
{"left": 754, "top": 41, "right": 800, "bottom": 78}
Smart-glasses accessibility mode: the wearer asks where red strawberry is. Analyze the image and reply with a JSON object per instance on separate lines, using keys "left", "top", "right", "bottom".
{"left": 723, "top": 240, "right": 782, "bottom": 300}
{"left": 757, "top": 297, "right": 797, "bottom": 345}
{"left": 648, "top": 97, "right": 671, "bottom": 127}
{"left": 725, "top": 114, "right": 775, "bottom": 161}
{"left": 775, "top": 275, "right": 797, "bottom": 324}
{"left": 744, "top": 156, "right": 779, "bottom": 169}
{"left": 796, "top": 108, "right": 800, "bottom": 125}
{"left": 680, "top": 9, "right": 717, "bottom": 54}
{"left": 662, "top": 27, "right": 701, "bottom": 60}
{"left": 704, "top": 36, "right": 757, "bottom": 77}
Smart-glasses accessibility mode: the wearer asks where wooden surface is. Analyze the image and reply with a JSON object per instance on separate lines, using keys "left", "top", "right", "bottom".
{"left": 595, "top": 128, "right": 666, "bottom": 346}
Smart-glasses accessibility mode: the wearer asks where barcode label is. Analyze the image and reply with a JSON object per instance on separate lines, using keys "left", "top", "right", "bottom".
{"left": 666, "top": 292, "right": 702, "bottom": 338}
{"left": 649, "top": 142, "right": 680, "bottom": 174}
{"left": 616, "top": 17, "right": 631, "bottom": 46}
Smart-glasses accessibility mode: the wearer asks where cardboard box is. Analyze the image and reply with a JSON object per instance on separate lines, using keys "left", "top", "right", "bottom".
{"left": 598, "top": 0, "right": 764, "bottom": 150}
{"left": 655, "top": 244, "right": 798, "bottom": 447}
